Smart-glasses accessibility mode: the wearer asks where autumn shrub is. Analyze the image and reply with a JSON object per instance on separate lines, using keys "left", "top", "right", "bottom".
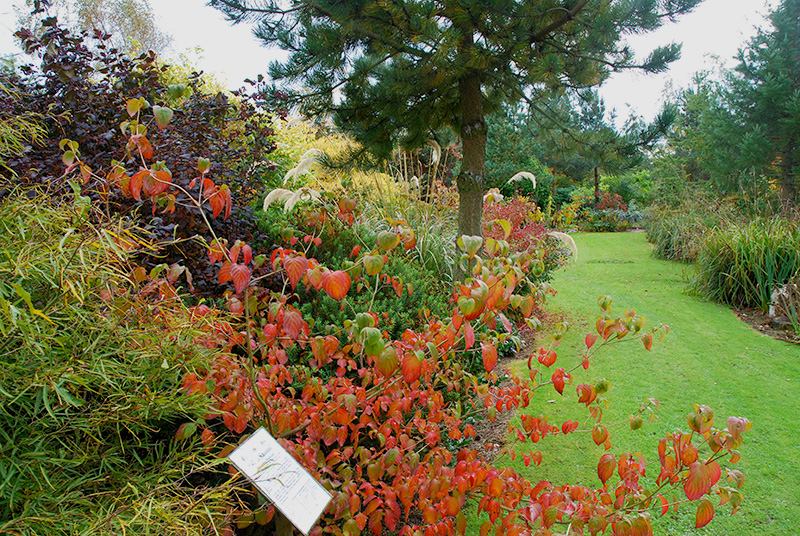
{"left": 688, "top": 217, "right": 800, "bottom": 311}
{"left": 297, "top": 252, "right": 452, "bottom": 340}
{"left": 555, "top": 190, "right": 642, "bottom": 232}
{"left": 38, "top": 99, "right": 754, "bottom": 536}
{"left": 482, "top": 195, "right": 570, "bottom": 279}
{"left": 4, "top": 18, "right": 278, "bottom": 295}
{"left": 0, "top": 188, "right": 235, "bottom": 536}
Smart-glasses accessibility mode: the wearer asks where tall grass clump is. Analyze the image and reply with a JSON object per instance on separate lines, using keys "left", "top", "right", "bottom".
{"left": 645, "top": 196, "right": 741, "bottom": 262}
{"left": 0, "top": 189, "right": 234, "bottom": 536}
{"left": 688, "top": 217, "right": 800, "bottom": 311}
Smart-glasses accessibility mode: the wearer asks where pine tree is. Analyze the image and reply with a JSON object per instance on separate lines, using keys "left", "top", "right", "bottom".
{"left": 211, "top": 0, "right": 702, "bottom": 236}
{"left": 729, "top": 0, "right": 800, "bottom": 204}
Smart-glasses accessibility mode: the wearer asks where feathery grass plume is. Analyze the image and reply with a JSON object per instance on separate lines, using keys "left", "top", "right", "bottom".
{"left": 427, "top": 139, "right": 442, "bottom": 165}
{"left": 283, "top": 148, "right": 325, "bottom": 184}
{"left": 263, "top": 188, "right": 294, "bottom": 210}
{"left": 483, "top": 188, "right": 504, "bottom": 205}
{"left": 547, "top": 231, "right": 578, "bottom": 263}
{"left": 263, "top": 186, "right": 321, "bottom": 212}
{"left": 507, "top": 171, "right": 537, "bottom": 189}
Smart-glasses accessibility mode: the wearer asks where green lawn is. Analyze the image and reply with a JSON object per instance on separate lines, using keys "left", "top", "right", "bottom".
{"left": 503, "top": 232, "right": 800, "bottom": 535}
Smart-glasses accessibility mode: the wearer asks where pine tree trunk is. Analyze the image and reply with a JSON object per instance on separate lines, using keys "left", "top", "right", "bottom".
{"left": 781, "top": 137, "right": 796, "bottom": 207}
{"left": 456, "top": 71, "right": 487, "bottom": 239}
{"left": 593, "top": 166, "right": 600, "bottom": 206}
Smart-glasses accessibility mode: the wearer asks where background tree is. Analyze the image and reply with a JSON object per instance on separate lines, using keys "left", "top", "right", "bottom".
{"left": 727, "top": 0, "right": 800, "bottom": 205}
{"left": 16, "top": 0, "right": 172, "bottom": 55}
{"left": 210, "top": 0, "right": 703, "bottom": 238}
{"left": 487, "top": 90, "right": 673, "bottom": 208}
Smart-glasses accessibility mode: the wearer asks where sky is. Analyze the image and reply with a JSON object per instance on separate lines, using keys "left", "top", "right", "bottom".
{"left": 0, "top": 0, "right": 778, "bottom": 125}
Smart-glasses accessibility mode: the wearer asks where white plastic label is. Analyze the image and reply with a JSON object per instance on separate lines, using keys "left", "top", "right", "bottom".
{"left": 228, "top": 427, "right": 332, "bottom": 535}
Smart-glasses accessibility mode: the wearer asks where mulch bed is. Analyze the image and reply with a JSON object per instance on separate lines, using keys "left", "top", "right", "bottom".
{"left": 735, "top": 308, "right": 799, "bottom": 345}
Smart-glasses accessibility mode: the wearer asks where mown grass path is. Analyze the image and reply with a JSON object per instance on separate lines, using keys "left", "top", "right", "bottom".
{"left": 506, "top": 232, "right": 800, "bottom": 535}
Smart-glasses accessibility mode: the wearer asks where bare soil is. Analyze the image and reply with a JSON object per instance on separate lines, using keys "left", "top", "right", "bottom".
{"left": 735, "top": 307, "right": 799, "bottom": 345}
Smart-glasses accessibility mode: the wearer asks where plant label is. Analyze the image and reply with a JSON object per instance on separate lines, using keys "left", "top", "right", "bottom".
{"left": 229, "top": 427, "right": 332, "bottom": 535}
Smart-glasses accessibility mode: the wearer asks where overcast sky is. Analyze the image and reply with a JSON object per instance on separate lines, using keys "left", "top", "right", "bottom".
{"left": 0, "top": 0, "right": 778, "bottom": 125}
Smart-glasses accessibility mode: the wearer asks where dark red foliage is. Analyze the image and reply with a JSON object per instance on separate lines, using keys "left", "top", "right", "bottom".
{"left": 482, "top": 196, "right": 548, "bottom": 254}
{"left": 4, "top": 18, "right": 280, "bottom": 295}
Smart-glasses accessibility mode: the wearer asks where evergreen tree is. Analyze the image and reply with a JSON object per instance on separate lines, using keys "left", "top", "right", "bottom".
{"left": 210, "top": 0, "right": 702, "bottom": 237}
{"left": 728, "top": 0, "right": 800, "bottom": 204}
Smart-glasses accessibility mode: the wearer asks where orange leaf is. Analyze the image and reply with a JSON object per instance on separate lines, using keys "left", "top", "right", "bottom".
{"left": 642, "top": 333, "right": 653, "bottom": 351}
{"left": 658, "top": 494, "right": 669, "bottom": 516}
{"left": 283, "top": 309, "right": 305, "bottom": 340}
{"left": 402, "top": 351, "right": 422, "bottom": 384}
{"left": 591, "top": 424, "right": 609, "bottom": 446}
{"left": 481, "top": 342, "right": 498, "bottom": 372}
{"left": 630, "top": 515, "right": 652, "bottom": 536}
{"left": 520, "top": 295, "right": 534, "bottom": 318}
{"left": 695, "top": 498, "right": 715, "bottom": 528}
{"left": 684, "top": 461, "right": 721, "bottom": 501}
{"left": 129, "top": 170, "right": 147, "bottom": 201}
{"left": 136, "top": 135, "right": 153, "bottom": 160}
{"left": 577, "top": 384, "right": 597, "bottom": 406}
{"left": 464, "top": 322, "right": 475, "bottom": 349}
{"left": 597, "top": 453, "right": 615, "bottom": 485}
{"left": 283, "top": 256, "right": 308, "bottom": 290}
{"left": 323, "top": 270, "right": 351, "bottom": 300}
{"left": 488, "top": 478, "right": 503, "bottom": 497}
{"left": 230, "top": 263, "right": 251, "bottom": 294}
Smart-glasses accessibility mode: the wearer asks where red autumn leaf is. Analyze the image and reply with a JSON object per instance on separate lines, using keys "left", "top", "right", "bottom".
{"left": 241, "top": 243, "right": 252, "bottom": 265}
{"left": 323, "top": 270, "right": 352, "bottom": 300}
{"left": 481, "top": 342, "right": 498, "bottom": 372}
{"left": 658, "top": 494, "right": 669, "bottom": 516}
{"left": 684, "top": 461, "right": 721, "bottom": 501}
{"left": 585, "top": 333, "right": 598, "bottom": 349}
{"left": 592, "top": 424, "right": 609, "bottom": 446}
{"left": 498, "top": 313, "right": 513, "bottom": 333}
{"left": 520, "top": 295, "right": 534, "bottom": 318}
{"left": 695, "top": 498, "right": 715, "bottom": 528}
{"left": 642, "top": 333, "right": 654, "bottom": 351}
{"left": 577, "top": 384, "right": 598, "bottom": 406}
{"left": 561, "top": 420, "right": 578, "bottom": 434}
{"left": 218, "top": 261, "right": 232, "bottom": 285}
{"left": 283, "top": 256, "right": 308, "bottom": 290}
{"left": 147, "top": 170, "right": 172, "bottom": 196}
{"left": 129, "top": 169, "right": 147, "bottom": 201}
{"left": 201, "top": 428, "right": 215, "bottom": 449}
{"left": 630, "top": 515, "right": 653, "bottom": 536}
{"left": 552, "top": 368, "right": 566, "bottom": 394}
{"left": 283, "top": 309, "right": 305, "bottom": 340}
{"left": 230, "top": 263, "right": 251, "bottom": 294}
{"left": 208, "top": 240, "right": 227, "bottom": 263}
{"left": 401, "top": 351, "right": 422, "bottom": 384}
{"left": 538, "top": 348, "right": 557, "bottom": 367}
{"left": 597, "top": 453, "right": 615, "bottom": 485}
{"left": 464, "top": 322, "right": 475, "bottom": 349}
{"left": 135, "top": 135, "right": 153, "bottom": 160}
